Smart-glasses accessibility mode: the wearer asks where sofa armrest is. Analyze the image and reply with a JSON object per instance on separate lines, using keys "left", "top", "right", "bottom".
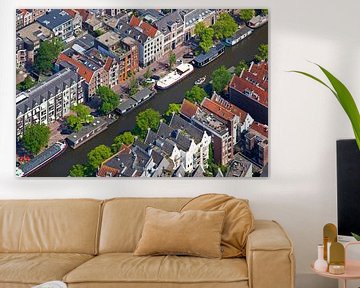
{"left": 246, "top": 220, "right": 295, "bottom": 288}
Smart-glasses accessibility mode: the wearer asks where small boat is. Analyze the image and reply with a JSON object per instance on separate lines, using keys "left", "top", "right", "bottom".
{"left": 247, "top": 15, "right": 268, "bottom": 29}
{"left": 195, "top": 76, "right": 206, "bottom": 85}
{"left": 17, "top": 141, "right": 67, "bottom": 177}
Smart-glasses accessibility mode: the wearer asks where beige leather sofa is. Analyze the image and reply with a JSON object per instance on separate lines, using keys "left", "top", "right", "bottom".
{"left": 0, "top": 198, "right": 295, "bottom": 288}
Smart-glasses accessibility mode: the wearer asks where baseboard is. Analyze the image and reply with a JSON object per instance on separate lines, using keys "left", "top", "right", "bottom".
{"left": 296, "top": 273, "right": 337, "bottom": 288}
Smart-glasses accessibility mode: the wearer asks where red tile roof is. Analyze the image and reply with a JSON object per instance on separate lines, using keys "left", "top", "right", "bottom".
{"left": 97, "top": 145, "right": 131, "bottom": 177}
{"left": 242, "top": 61, "right": 268, "bottom": 91}
{"left": 129, "top": 16, "right": 158, "bottom": 38}
{"left": 201, "top": 98, "right": 236, "bottom": 122}
{"left": 250, "top": 122, "right": 268, "bottom": 138}
{"left": 229, "top": 75, "right": 268, "bottom": 107}
{"left": 58, "top": 53, "right": 94, "bottom": 83}
{"left": 103, "top": 57, "right": 113, "bottom": 72}
{"left": 74, "top": 9, "right": 90, "bottom": 22}
{"left": 64, "top": 9, "right": 78, "bottom": 18}
{"left": 180, "top": 99, "right": 198, "bottom": 119}
{"left": 211, "top": 94, "right": 249, "bottom": 123}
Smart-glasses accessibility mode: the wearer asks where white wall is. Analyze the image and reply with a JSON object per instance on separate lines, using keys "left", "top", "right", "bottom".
{"left": 1, "top": 1, "right": 360, "bottom": 288}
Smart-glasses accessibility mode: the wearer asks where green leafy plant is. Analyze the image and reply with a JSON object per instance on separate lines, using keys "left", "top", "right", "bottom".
{"left": 290, "top": 63, "right": 360, "bottom": 150}
{"left": 352, "top": 232, "right": 360, "bottom": 241}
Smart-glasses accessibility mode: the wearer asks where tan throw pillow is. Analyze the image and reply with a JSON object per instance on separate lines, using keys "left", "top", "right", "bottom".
{"left": 181, "top": 194, "right": 254, "bottom": 258}
{"left": 134, "top": 207, "right": 225, "bottom": 258}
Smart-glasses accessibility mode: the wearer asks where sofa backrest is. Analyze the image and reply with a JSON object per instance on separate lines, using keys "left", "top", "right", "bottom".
{"left": 0, "top": 199, "right": 102, "bottom": 254}
{"left": 99, "top": 197, "right": 190, "bottom": 253}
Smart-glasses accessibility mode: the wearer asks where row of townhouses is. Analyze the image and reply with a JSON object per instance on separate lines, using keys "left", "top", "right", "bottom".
{"left": 16, "top": 68, "right": 85, "bottom": 138}
{"left": 16, "top": 9, "right": 216, "bottom": 69}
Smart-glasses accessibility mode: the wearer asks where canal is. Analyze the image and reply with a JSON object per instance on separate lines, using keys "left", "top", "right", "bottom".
{"left": 32, "top": 24, "right": 268, "bottom": 177}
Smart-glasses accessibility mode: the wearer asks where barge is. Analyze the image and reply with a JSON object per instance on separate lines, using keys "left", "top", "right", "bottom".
{"left": 248, "top": 15, "right": 268, "bottom": 29}
{"left": 156, "top": 63, "right": 194, "bottom": 90}
{"left": 224, "top": 26, "right": 253, "bottom": 46}
{"left": 17, "top": 141, "right": 67, "bottom": 177}
{"left": 193, "top": 43, "right": 225, "bottom": 67}
{"left": 116, "top": 87, "right": 155, "bottom": 115}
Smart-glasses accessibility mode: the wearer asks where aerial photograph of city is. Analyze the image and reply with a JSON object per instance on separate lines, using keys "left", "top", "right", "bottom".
{"left": 15, "top": 9, "right": 269, "bottom": 178}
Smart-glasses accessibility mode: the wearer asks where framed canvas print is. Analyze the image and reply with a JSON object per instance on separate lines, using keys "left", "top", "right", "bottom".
{"left": 15, "top": 9, "right": 269, "bottom": 177}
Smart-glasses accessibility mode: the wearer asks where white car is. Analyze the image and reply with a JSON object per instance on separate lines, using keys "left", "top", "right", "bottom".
{"left": 145, "top": 78, "right": 156, "bottom": 84}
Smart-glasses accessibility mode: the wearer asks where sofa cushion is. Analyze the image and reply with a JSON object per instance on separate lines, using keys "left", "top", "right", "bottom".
{"left": 63, "top": 253, "right": 248, "bottom": 285}
{"left": 181, "top": 194, "right": 254, "bottom": 258}
{"left": 99, "top": 198, "right": 190, "bottom": 253}
{"left": 0, "top": 253, "right": 93, "bottom": 285}
{"left": 134, "top": 207, "right": 225, "bottom": 258}
{"left": 0, "top": 199, "right": 102, "bottom": 254}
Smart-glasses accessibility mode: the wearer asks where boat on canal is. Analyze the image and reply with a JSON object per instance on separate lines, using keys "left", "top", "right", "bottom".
{"left": 248, "top": 15, "right": 268, "bottom": 29}
{"left": 195, "top": 76, "right": 206, "bottom": 85}
{"left": 17, "top": 141, "right": 67, "bottom": 177}
{"left": 224, "top": 26, "right": 253, "bottom": 47}
{"left": 156, "top": 63, "right": 194, "bottom": 90}
{"left": 193, "top": 43, "right": 225, "bottom": 67}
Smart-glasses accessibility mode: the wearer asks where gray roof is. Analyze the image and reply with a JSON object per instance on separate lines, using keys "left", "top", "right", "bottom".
{"left": 179, "top": 9, "right": 213, "bottom": 28}
{"left": 16, "top": 68, "right": 81, "bottom": 117}
{"left": 192, "top": 165, "right": 205, "bottom": 177}
{"left": 138, "top": 9, "right": 164, "bottom": 21}
{"left": 115, "top": 20, "right": 148, "bottom": 45}
{"left": 66, "top": 117, "right": 107, "bottom": 144}
{"left": 169, "top": 114, "right": 204, "bottom": 144}
{"left": 194, "top": 42, "right": 225, "bottom": 64}
{"left": 74, "top": 34, "right": 95, "bottom": 50}
{"left": 173, "top": 164, "right": 186, "bottom": 177}
{"left": 226, "top": 26, "right": 253, "bottom": 41}
{"left": 116, "top": 98, "right": 137, "bottom": 113}
{"left": 130, "top": 87, "right": 153, "bottom": 103}
{"left": 154, "top": 11, "right": 183, "bottom": 36}
{"left": 37, "top": 10, "right": 72, "bottom": 30}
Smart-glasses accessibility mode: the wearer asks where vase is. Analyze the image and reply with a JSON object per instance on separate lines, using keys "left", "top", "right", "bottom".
{"left": 314, "top": 244, "right": 328, "bottom": 272}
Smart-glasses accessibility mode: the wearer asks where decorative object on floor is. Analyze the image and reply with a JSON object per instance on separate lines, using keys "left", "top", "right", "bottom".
{"left": 314, "top": 244, "right": 328, "bottom": 272}
{"left": 323, "top": 223, "right": 337, "bottom": 262}
{"left": 134, "top": 207, "right": 225, "bottom": 258}
{"left": 290, "top": 63, "right": 360, "bottom": 150}
{"left": 329, "top": 242, "right": 345, "bottom": 275}
{"left": 33, "top": 281, "right": 67, "bottom": 288}
{"left": 16, "top": 9, "right": 269, "bottom": 178}
{"left": 181, "top": 193, "right": 255, "bottom": 257}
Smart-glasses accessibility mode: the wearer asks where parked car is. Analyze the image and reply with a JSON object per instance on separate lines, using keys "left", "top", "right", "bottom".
{"left": 151, "top": 75, "right": 161, "bottom": 80}
{"left": 183, "top": 52, "right": 194, "bottom": 59}
{"left": 145, "top": 78, "right": 156, "bottom": 84}
{"left": 176, "top": 59, "right": 183, "bottom": 64}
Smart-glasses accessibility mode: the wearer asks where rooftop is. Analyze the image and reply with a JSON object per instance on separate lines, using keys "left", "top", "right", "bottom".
{"left": 229, "top": 74, "right": 268, "bottom": 107}
{"left": 180, "top": 9, "right": 214, "bottom": 28}
{"left": 226, "top": 156, "right": 252, "bottom": 177}
{"left": 17, "top": 22, "right": 53, "bottom": 44}
{"left": 201, "top": 98, "right": 236, "bottom": 122}
{"left": 96, "top": 30, "right": 122, "bottom": 48}
{"left": 37, "top": 10, "right": 72, "bottom": 30}
{"left": 193, "top": 43, "right": 225, "bottom": 64}
{"left": 129, "top": 16, "right": 158, "bottom": 38}
{"left": 67, "top": 117, "right": 107, "bottom": 144}
{"left": 180, "top": 99, "right": 198, "bottom": 119}
{"left": 16, "top": 68, "right": 81, "bottom": 117}
{"left": 250, "top": 122, "right": 269, "bottom": 138}
{"left": 193, "top": 107, "right": 229, "bottom": 136}
{"left": 154, "top": 10, "right": 183, "bottom": 35}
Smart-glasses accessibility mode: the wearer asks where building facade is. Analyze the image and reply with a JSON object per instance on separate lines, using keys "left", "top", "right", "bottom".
{"left": 37, "top": 10, "right": 74, "bottom": 41}
{"left": 16, "top": 68, "right": 84, "bottom": 139}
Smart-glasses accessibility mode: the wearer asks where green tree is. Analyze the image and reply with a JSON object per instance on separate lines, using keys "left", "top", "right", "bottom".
{"left": 97, "top": 86, "right": 120, "bottom": 115}
{"left": 111, "top": 131, "right": 135, "bottom": 152}
{"left": 22, "top": 124, "right": 50, "bottom": 154}
{"left": 169, "top": 52, "right": 176, "bottom": 70}
{"left": 16, "top": 76, "right": 36, "bottom": 91}
{"left": 195, "top": 22, "right": 206, "bottom": 37}
{"left": 213, "top": 13, "right": 238, "bottom": 40}
{"left": 205, "top": 143, "right": 218, "bottom": 176}
{"left": 261, "top": 9, "right": 269, "bottom": 16}
{"left": 234, "top": 60, "right": 249, "bottom": 76}
{"left": 71, "top": 104, "right": 91, "bottom": 121}
{"left": 35, "top": 37, "right": 64, "bottom": 74}
{"left": 66, "top": 115, "right": 83, "bottom": 132}
{"left": 129, "top": 75, "right": 139, "bottom": 96}
{"left": 211, "top": 66, "right": 232, "bottom": 93}
{"left": 255, "top": 44, "right": 268, "bottom": 62}
{"left": 239, "top": 9, "right": 255, "bottom": 22}
{"left": 87, "top": 145, "right": 112, "bottom": 171}
{"left": 94, "top": 29, "right": 104, "bottom": 37}
{"left": 69, "top": 164, "right": 86, "bottom": 177}
{"left": 199, "top": 27, "right": 214, "bottom": 53}
{"left": 144, "top": 68, "right": 151, "bottom": 79}
{"left": 185, "top": 86, "right": 208, "bottom": 103}
{"left": 134, "top": 109, "right": 161, "bottom": 139}
{"left": 165, "top": 103, "right": 181, "bottom": 117}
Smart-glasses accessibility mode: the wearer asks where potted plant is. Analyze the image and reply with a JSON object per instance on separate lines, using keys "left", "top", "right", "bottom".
{"left": 290, "top": 63, "right": 360, "bottom": 150}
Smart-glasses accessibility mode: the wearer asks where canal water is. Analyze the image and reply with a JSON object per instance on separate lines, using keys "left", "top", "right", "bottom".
{"left": 32, "top": 24, "right": 268, "bottom": 177}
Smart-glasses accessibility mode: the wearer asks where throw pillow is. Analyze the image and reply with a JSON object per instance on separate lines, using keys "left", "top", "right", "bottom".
{"left": 134, "top": 207, "right": 225, "bottom": 258}
{"left": 181, "top": 193, "right": 254, "bottom": 258}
